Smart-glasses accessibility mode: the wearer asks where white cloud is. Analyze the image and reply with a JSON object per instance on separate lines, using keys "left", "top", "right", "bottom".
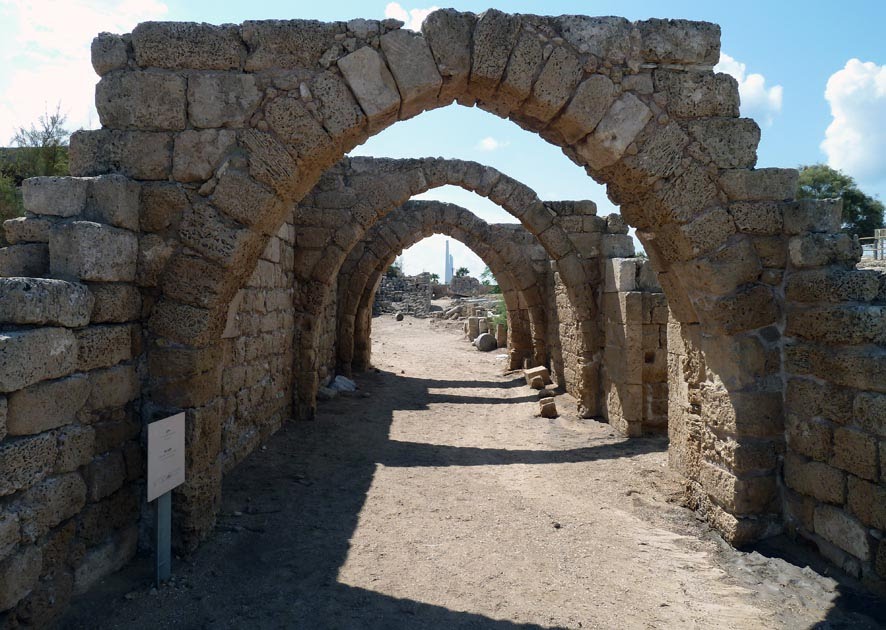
{"left": 384, "top": 3, "right": 439, "bottom": 32}
{"left": 715, "top": 53, "right": 783, "bottom": 126}
{"left": 476, "top": 136, "right": 510, "bottom": 152}
{"left": 821, "top": 58, "right": 886, "bottom": 185}
{"left": 0, "top": 0, "right": 168, "bottom": 143}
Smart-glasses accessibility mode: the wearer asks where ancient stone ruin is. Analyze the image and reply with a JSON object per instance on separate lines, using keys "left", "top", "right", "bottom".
{"left": 0, "top": 10, "right": 883, "bottom": 623}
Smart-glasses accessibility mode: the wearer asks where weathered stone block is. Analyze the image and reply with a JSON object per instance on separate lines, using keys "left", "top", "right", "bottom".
{"left": 187, "top": 73, "right": 261, "bottom": 128}
{"left": 719, "top": 168, "right": 798, "bottom": 201}
{"left": 728, "top": 201, "right": 783, "bottom": 235}
{"left": 88, "top": 283, "right": 142, "bottom": 323}
{"left": 3, "top": 216, "right": 54, "bottom": 244}
{"left": 854, "top": 392, "right": 886, "bottom": 438}
{"left": 338, "top": 46, "right": 401, "bottom": 131}
{"left": 783, "top": 453, "right": 844, "bottom": 504}
{"left": 786, "top": 414, "right": 831, "bottom": 462}
{"left": 654, "top": 70, "right": 739, "bottom": 118}
{"left": 14, "top": 473, "right": 87, "bottom": 543}
{"left": 637, "top": 19, "right": 720, "bottom": 65}
{"left": 831, "top": 426, "right": 878, "bottom": 481}
{"left": 697, "top": 283, "right": 779, "bottom": 334}
{"left": 786, "top": 304, "right": 885, "bottom": 345}
{"left": 700, "top": 461, "right": 776, "bottom": 514}
{"left": 656, "top": 207, "right": 737, "bottom": 262}
{"left": 139, "top": 182, "right": 189, "bottom": 233}
{"left": 136, "top": 234, "right": 174, "bottom": 287}
{"left": 783, "top": 198, "right": 842, "bottom": 235}
{"left": 0, "top": 277, "right": 93, "bottom": 327}
{"left": 0, "top": 328, "right": 77, "bottom": 393}
{"left": 91, "top": 33, "right": 128, "bottom": 76}
{"left": 69, "top": 129, "right": 172, "bottom": 180}
{"left": 578, "top": 93, "right": 652, "bottom": 170}
{"left": 86, "top": 364, "right": 140, "bottom": 412}
{"left": 602, "top": 234, "right": 635, "bottom": 258}
{"left": 83, "top": 451, "right": 126, "bottom": 502}
{"left": 240, "top": 19, "right": 339, "bottom": 71}
{"left": 179, "top": 202, "right": 263, "bottom": 268}
{"left": 7, "top": 374, "right": 89, "bottom": 436}
{"left": 85, "top": 174, "right": 140, "bottom": 231}
{"left": 0, "top": 433, "right": 56, "bottom": 497}
{"left": 814, "top": 504, "right": 870, "bottom": 561}
{"left": 0, "top": 243, "right": 48, "bottom": 277}
{"left": 688, "top": 117, "right": 759, "bottom": 168}
{"left": 0, "top": 512, "right": 18, "bottom": 560}
{"left": 422, "top": 9, "right": 474, "bottom": 102}
{"left": 132, "top": 22, "right": 245, "bottom": 70}
{"left": 380, "top": 29, "right": 442, "bottom": 119}
{"left": 172, "top": 129, "right": 237, "bottom": 183}
{"left": 522, "top": 45, "right": 583, "bottom": 123}
{"left": 0, "top": 545, "right": 42, "bottom": 611}
{"left": 50, "top": 221, "right": 137, "bottom": 282}
{"left": 77, "top": 486, "right": 139, "bottom": 547}
{"left": 75, "top": 325, "right": 132, "bottom": 372}
{"left": 788, "top": 233, "right": 860, "bottom": 268}
{"left": 469, "top": 9, "right": 519, "bottom": 100}
{"left": 22, "top": 177, "right": 89, "bottom": 218}
{"left": 847, "top": 476, "right": 886, "bottom": 530}
{"left": 493, "top": 28, "right": 544, "bottom": 113}
{"left": 95, "top": 71, "right": 187, "bottom": 131}
{"left": 524, "top": 365, "right": 552, "bottom": 386}
{"left": 785, "top": 268, "right": 880, "bottom": 303}
{"left": 73, "top": 525, "right": 137, "bottom": 596}
{"left": 55, "top": 425, "right": 96, "bottom": 473}
{"left": 604, "top": 258, "right": 637, "bottom": 292}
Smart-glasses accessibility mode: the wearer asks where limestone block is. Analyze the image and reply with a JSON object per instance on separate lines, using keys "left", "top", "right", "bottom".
{"left": 14, "top": 473, "right": 86, "bottom": 543}
{"left": 602, "top": 234, "right": 635, "bottom": 258}
{"left": 421, "top": 9, "right": 474, "bottom": 102}
{"left": 814, "top": 504, "right": 870, "bottom": 561}
{"left": 139, "top": 182, "right": 189, "bottom": 233}
{"left": 0, "top": 243, "right": 48, "bottom": 277}
{"left": 673, "top": 238, "right": 760, "bottom": 296}
{"left": 380, "top": 29, "right": 442, "bottom": 119}
{"left": 688, "top": 118, "right": 759, "bottom": 169}
{"left": 91, "top": 33, "right": 128, "bottom": 76}
{"left": 3, "top": 216, "right": 54, "bottom": 244}
{"left": 96, "top": 71, "right": 187, "bottom": 131}
{"left": 338, "top": 46, "right": 401, "bottom": 131}
{"left": 179, "top": 202, "right": 262, "bottom": 268}
{"left": 728, "top": 201, "right": 783, "bottom": 235}
{"left": 788, "top": 233, "right": 859, "bottom": 269}
{"left": 719, "top": 168, "right": 798, "bottom": 201}
{"left": 73, "top": 525, "right": 137, "bottom": 597}
{"left": 172, "top": 129, "right": 236, "bottom": 182}
{"left": 699, "top": 461, "right": 776, "bottom": 514}
{"left": 469, "top": 9, "right": 519, "bottom": 100}
{"left": 785, "top": 343, "right": 886, "bottom": 394}
{"left": 7, "top": 374, "right": 89, "bottom": 436}
{"left": 84, "top": 174, "right": 140, "bottom": 231}
{"left": 0, "top": 328, "right": 77, "bottom": 393}
{"left": 831, "top": 426, "right": 878, "bottom": 481}
{"left": 783, "top": 198, "right": 842, "bottom": 235}
{"left": 606, "top": 213, "right": 629, "bottom": 234}
{"left": 88, "top": 283, "right": 142, "bottom": 323}
{"left": 854, "top": 392, "right": 886, "bottom": 438}
{"left": 50, "top": 221, "right": 137, "bottom": 282}
{"left": 147, "top": 298, "right": 224, "bottom": 349}
{"left": 522, "top": 45, "right": 583, "bottom": 122}
{"left": 69, "top": 129, "right": 172, "bottom": 180}
{"left": 136, "top": 234, "right": 174, "bottom": 287}
{"left": 86, "top": 364, "right": 139, "bottom": 411}
{"left": 55, "top": 425, "right": 96, "bottom": 473}
{"left": 653, "top": 70, "right": 739, "bottom": 118}
{"left": 637, "top": 19, "right": 720, "bottom": 65}
{"left": 787, "top": 304, "right": 885, "bottom": 345}
{"left": 22, "top": 177, "right": 89, "bottom": 218}
{"left": 240, "top": 20, "right": 340, "bottom": 71}
{"left": 0, "top": 433, "right": 56, "bottom": 496}
{"left": 92, "top": 414, "right": 140, "bottom": 455}
{"left": 187, "top": 73, "right": 261, "bottom": 128}
{"left": 786, "top": 414, "right": 831, "bottom": 462}
{"left": 653, "top": 167, "right": 720, "bottom": 225}
{"left": 0, "top": 512, "right": 18, "bottom": 560}
{"left": 847, "top": 476, "right": 886, "bottom": 530}
{"left": 264, "top": 96, "right": 334, "bottom": 168}
{"left": 696, "top": 283, "right": 779, "bottom": 334}
{"left": 785, "top": 268, "right": 880, "bottom": 304}
{"left": 310, "top": 71, "right": 367, "bottom": 147}
{"left": 0, "top": 278, "right": 93, "bottom": 327}
{"left": 552, "top": 75, "right": 616, "bottom": 143}
{"left": 524, "top": 365, "right": 552, "bottom": 386}
{"left": 539, "top": 397, "right": 558, "bottom": 418}
{"left": 577, "top": 93, "right": 652, "bottom": 170}
{"left": 554, "top": 16, "right": 636, "bottom": 65}
{"left": 0, "top": 545, "right": 42, "bottom": 611}
{"left": 604, "top": 258, "right": 637, "bottom": 292}
{"left": 77, "top": 485, "right": 139, "bottom": 549}
{"left": 783, "top": 453, "right": 844, "bottom": 504}
{"left": 494, "top": 29, "right": 545, "bottom": 113}
{"left": 75, "top": 325, "right": 131, "bottom": 372}
{"left": 131, "top": 22, "right": 245, "bottom": 70}
{"left": 83, "top": 451, "right": 126, "bottom": 502}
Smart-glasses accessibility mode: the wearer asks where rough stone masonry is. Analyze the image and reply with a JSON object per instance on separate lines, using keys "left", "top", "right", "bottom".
{"left": 0, "top": 9, "right": 883, "bottom": 625}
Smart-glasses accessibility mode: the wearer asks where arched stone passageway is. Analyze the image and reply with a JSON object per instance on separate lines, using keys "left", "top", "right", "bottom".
{"left": 0, "top": 11, "right": 883, "bottom": 622}
{"left": 336, "top": 199, "right": 551, "bottom": 374}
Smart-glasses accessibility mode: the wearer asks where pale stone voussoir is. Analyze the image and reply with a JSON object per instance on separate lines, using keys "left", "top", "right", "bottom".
{"left": 132, "top": 21, "right": 246, "bottom": 70}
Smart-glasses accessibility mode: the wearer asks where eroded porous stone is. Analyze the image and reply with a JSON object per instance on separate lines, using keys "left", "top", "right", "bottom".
{"left": 50, "top": 221, "right": 138, "bottom": 282}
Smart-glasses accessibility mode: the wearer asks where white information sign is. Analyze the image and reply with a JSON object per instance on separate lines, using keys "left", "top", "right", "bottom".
{"left": 147, "top": 412, "right": 186, "bottom": 502}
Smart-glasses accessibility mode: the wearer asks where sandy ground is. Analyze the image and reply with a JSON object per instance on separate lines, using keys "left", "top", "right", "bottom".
{"left": 60, "top": 316, "right": 885, "bottom": 629}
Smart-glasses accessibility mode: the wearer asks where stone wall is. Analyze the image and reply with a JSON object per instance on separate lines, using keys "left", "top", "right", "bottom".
{"left": 217, "top": 218, "right": 295, "bottom": 472}
{"left": 374, "top": 273, "right": 431, "bottom": 317}
{"left": 0, "top": 177, "right": 143, "bottom": 625}
{"left": 449, "top": 275, "right": 481, "bottom": 297}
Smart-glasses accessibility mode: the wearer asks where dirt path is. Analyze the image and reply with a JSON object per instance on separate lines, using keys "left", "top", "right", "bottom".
{"left": 61, "top": 316, "right": 883, "bottom": 629}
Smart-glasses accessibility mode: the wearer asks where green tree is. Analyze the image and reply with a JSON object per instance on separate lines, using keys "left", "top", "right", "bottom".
{"left": 797, "top": 164, "right": 884, "bottom": 237}
{"left": 427, "top": 273, "right": 440, "bottom": 283}
{"left": 454, "top": 266, "right": 470, "bottom": 278}
{"left": 480, "top": 265, "right": 501, "bottom": 293}
{"left": 10, "top": 103, "right": 71, "bottom": 180}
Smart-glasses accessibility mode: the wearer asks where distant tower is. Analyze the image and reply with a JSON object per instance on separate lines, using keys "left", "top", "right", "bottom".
{"left": 444, "top": 240, "right": 454, "bottom": 284}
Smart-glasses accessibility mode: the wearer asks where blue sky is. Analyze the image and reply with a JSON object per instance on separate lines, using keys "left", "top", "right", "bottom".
{"left": 1, "top": 1, "right": 883, "bottom": 278}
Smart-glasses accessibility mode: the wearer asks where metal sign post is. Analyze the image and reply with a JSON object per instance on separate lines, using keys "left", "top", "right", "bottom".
{"left": 147, "top": 413, "right": 186, "bottom": 588}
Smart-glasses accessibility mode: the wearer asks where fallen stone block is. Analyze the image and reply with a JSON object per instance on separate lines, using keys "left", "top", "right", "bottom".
{"left": 539, "top": 397, "right": 558, "bottom": 418}
{"left": 474, "top": 332, "right": 497, "bottom": 352}
{"left": 524, "top": 365, "right": 552, "bottom": 386}
{"left": 529, "top": 375, "right": 545, "bottom": 390}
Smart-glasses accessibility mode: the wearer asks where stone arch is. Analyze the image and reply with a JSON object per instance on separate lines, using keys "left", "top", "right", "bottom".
{"left": 70, "top": 11, "right": 814, "bottom": 549}
{"left": 337, "top": 199, "right": 550, "bottom": 375}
